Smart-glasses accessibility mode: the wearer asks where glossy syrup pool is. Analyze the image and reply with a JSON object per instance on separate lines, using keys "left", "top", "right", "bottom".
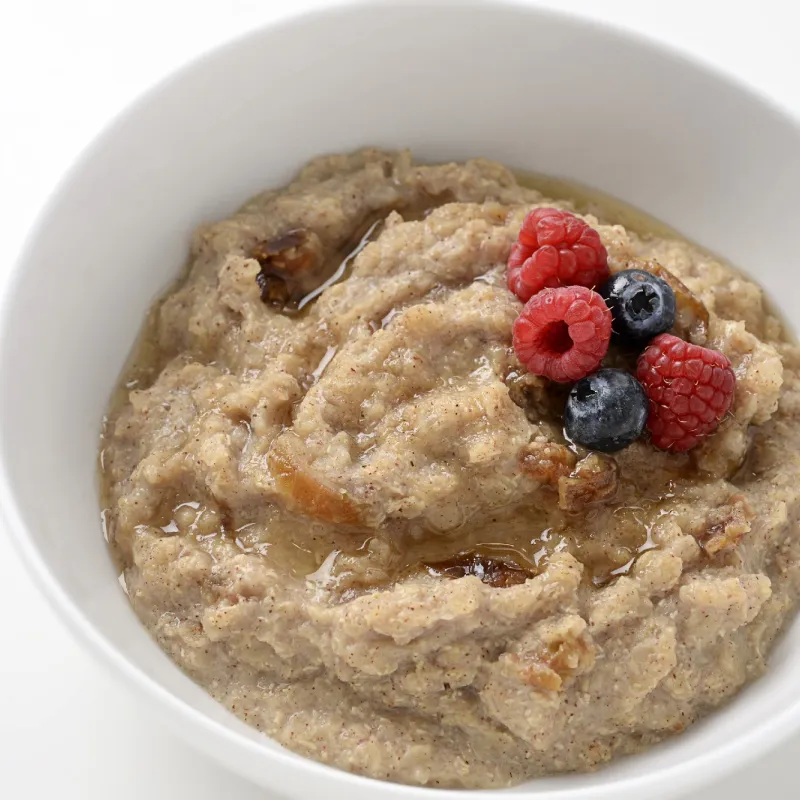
{"left": 99, "top": 168, "right": 787, "bottom": 594}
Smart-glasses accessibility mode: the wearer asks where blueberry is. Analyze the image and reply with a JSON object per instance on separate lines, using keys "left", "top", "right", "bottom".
{"left": 599, "top": 269, "right": 676, "bottom": 343}
{"left": 564, "top": 368, "right": 648, "bottom": 453}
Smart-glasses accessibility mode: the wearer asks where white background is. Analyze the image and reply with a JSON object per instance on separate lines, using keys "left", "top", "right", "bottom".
{"left": 1, "top": 1, "right": 799, "bottom": 797}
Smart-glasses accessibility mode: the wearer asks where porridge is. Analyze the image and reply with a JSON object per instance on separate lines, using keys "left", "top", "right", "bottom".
{"left": 99, "top": 149, "right": 800, "bottom": 788}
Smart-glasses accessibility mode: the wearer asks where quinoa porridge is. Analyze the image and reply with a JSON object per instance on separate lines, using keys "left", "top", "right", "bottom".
{"left": 99, "top": 149, "right": 800, "bottom": 788}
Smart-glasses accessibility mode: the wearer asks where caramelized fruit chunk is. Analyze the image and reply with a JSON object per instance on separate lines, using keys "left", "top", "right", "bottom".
{"left": 558, "top": 453, "right": 619, "bottom": 512}
{"left": 702, "top": 495, "right": 753, "bottom": 555}
{"left": 505, "top": 369, "right": 569, "bottom": 423}
{"left": 426, "top": 552, "right": 534, "bottom": 588}
{"left": 506, "top": 618, "right": 596, "bottom": 692}
{"left": 252, "top": 229, "right": 325, "bottom": 308}
{"left": 268, "top": 442, "right": 361, "bottom": 525}
{"left": 520, "top": 440, "right": 577, "bottom": 486}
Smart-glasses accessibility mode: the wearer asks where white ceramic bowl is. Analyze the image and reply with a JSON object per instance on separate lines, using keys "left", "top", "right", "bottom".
{"left": 3, "top": 1, "right": 800, "bottom": 798}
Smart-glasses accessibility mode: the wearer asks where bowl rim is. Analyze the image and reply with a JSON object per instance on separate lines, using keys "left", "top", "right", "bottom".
{"left": 3, "top": 1, "right": 800, "bottom": 797}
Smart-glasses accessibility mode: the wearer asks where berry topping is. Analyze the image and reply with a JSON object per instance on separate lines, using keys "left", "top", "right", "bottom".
{"left": 636, "top": 333, "right": 736, "bottom": 452}
{"left": 599, "top": 268, "right": 677, "bottom": 343}
{"left": 631, "top": 259, "right": 709, "bottom": 343}
{"left": 513, "top": 286, "right": 612, "bottom": 383}
{"left": 564, "top": 369, "right": 648, "bottom": 453}
{"left": 507, "top": 207, "right": 610, "bottom": 302}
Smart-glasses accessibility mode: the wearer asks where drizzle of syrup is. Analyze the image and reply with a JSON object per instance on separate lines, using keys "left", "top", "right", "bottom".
{"left": 256, "top": 191, "right": 454, "bottom": 315}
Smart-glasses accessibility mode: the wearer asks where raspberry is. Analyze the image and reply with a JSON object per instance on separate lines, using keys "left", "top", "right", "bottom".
{"left": 636, "top": 333, "right": 736, "bottom": 452}
{"left": 513, "top": 286, "right": 612, "bottom": 383}
{"left": 507, "top": 207, "right": 610, "bottom": 302}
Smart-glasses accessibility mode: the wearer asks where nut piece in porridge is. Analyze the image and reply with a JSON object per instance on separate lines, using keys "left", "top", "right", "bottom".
{"left": 100, "top": 149, "right": 800, "bottom": 789}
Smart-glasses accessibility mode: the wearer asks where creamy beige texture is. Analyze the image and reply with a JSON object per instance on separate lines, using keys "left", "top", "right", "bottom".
{"left": 100, "top": 149, "right": 800, "bottom": 788}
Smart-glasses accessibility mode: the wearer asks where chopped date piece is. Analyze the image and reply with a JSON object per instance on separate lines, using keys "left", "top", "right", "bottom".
{"left": 505, "top": 617, "right": 596, "bottom": 692}
{"left": 256, "top": 271, "right": 291, "bottom": 307}
{"left": 519, "top": 440, "right": 577, "bottom": 487}
{"left": 251, "top": 229, "right": 325, "bottom": 309}
{"left": 702, "top": 496, "right": 754, "bottom": 555}
{"left": 506, "top": 653, "right": 563, "bottom": 692}
{"left": 558, "top": 453, "right": 619, "bottom": 513}
{"left": 505, "top": 369, "right": 570, "bottom": 423}
{"left": 426, "top": 552, "right": 534, "bottom": 588}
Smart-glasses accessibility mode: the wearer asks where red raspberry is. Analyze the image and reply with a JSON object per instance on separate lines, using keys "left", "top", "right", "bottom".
{"left": 513, "top": 286, "right": 612, "bottom": 383}
{"left": 636, "top": 333, "right": 736, "bottom": 452}
{"left": 507, "top": 207, "right": 610, "bottom": 302}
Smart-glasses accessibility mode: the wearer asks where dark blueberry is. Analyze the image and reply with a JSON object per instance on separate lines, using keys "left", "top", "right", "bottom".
{"left": 564, "top": 368, "right": 648, "bottom": 453}
{"left": 599, "top": 269, "right": 676, "bottom": 343}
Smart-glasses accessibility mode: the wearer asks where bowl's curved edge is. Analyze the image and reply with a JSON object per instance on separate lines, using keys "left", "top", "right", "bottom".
{"left": 1, "top": 1, "right": 800, "bottom": 797}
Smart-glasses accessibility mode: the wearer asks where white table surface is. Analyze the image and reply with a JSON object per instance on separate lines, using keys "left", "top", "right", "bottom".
{"left": 2, "top": 1, "right": 800, "bottom": 797}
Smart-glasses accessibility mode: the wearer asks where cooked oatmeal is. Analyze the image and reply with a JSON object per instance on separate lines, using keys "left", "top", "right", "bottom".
{"left": 100, "top": 149, "right": 800, "bottom": 788}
